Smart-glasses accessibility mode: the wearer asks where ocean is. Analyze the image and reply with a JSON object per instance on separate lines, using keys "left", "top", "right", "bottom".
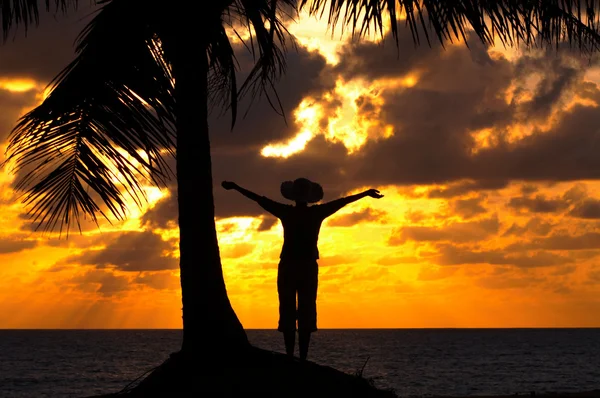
{"left": 1, "top": 329, "right": 599, "bottom": 397}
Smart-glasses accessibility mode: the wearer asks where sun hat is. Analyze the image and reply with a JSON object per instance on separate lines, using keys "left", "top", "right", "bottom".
{"left": 280, "top": 178, "right": 324, "bottom": 203}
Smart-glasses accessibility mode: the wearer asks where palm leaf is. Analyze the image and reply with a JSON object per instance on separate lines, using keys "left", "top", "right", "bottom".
{"left": 0, "top": 0, "right": 83, "bottom": 40}
{"left": 299, "top": 0, "right": 600, "bottom": 51}
{"left": 3, "top": 0, "right": 175, "bottom": 235}
{"left": 215, "top": 0, "right": 298, "bottom": 127}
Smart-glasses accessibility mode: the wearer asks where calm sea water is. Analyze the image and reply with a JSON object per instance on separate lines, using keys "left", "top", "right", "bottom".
{"left": 0, "top": 329, "right": 599, "bottom": 397}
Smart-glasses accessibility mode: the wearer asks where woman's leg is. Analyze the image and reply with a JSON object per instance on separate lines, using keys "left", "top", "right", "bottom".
{"left": 297, "top": 260, "right": 318, "bottom": 360}
{"left": 284, "top": 330, "right": 295, "bottom": 356}
{"left": 277, "top": 261, "right": 297, "bottom": 356}
{"left": 299, "top": 331, "right": 311, "bottom": 361}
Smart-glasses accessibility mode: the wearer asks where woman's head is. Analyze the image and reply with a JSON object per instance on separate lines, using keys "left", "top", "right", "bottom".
{"left": 280, "top": 178, "right": 323, "bottom": 204}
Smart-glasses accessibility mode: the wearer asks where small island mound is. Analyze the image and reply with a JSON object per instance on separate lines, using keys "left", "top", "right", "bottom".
{"left": 85, "top": 345, "right": 397, "bottom": 398}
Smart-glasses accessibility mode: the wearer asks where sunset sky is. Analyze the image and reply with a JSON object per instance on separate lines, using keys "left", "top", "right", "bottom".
{"left": 1, "top": 5, "right": 600, "bottom": 329}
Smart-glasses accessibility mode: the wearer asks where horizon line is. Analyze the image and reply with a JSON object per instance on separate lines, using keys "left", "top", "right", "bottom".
{"left": 1, "top": 327, "right": 600, "bottom": 331}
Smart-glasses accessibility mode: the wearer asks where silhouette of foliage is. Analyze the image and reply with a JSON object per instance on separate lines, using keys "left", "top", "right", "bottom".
{"left": 299, "top": 1, "right": 600, "bottom": 52}
{"left": 2, "top": 0, "right": 296, "bottom": 234}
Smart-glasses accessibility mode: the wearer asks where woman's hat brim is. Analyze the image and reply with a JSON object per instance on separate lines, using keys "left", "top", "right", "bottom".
{"left": 281, "top": 179, "right": 323, "bottom": 203}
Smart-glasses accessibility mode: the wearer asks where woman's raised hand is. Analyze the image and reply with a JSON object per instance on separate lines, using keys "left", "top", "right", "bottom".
{"left": 365, "top": 189, "right": 384, "bottom": 198}
{"left": 222, "top": 181, "right": 237, "bottom": 190}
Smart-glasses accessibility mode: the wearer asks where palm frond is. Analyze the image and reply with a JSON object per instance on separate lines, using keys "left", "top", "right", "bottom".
{"left": 0, "top": 0, "right": 83, "bottom": 40}
{"left": 3, "top": 0, "right": 175, "bottom": 235}
{"left": 216, "top": 0, "right": 298, "bottom": 128}
{"left": 299, "top": 0, "right": 600, "bottom": 52}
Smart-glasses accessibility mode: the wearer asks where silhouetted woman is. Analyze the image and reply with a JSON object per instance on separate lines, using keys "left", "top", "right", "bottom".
{"left": 222, "top": 178, "right": 383, "bottom": 360}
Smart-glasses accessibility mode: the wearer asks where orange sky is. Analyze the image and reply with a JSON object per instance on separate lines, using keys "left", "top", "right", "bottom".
{"left": 1, "top": 9, "right": 600, "bottom": 329}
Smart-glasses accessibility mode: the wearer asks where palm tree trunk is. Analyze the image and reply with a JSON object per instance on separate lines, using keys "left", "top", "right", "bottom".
{"left": 166, "top": 9, "right": 249, "bottom": 354}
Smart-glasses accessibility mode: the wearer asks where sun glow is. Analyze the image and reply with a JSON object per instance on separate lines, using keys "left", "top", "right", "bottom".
{"left": 261, "top": 99, "right": 324, "bottom": 157}
{"left": 261, "top": 75, "right": 415, "bottom": 158}
{"left": 0, "top": 78, "right": 39, "bottom": 92}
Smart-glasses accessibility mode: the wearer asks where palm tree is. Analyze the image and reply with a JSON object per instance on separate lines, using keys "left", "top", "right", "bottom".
{"left": 2, "top": 0, "right": 600, "bottom": 358}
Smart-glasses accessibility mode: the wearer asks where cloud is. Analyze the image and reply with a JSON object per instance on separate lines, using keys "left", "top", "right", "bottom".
{"left": 507, "top": 194, "right": 570, "bottom": 214}
{"left": 436, "top": 245, "right": 575, "bottom": 268}
{"left": 452, "top": 195, "right": 488, "bottom": 219}
{"left": 0, "top": 236, "right": 37, "bottom": 253}
{"left": 141, "top": 191, "right": 178, "bottom": 230}
{"left": 133, "top": 272, "right": 180, "bottom": 291}
{"left": 509, "top": 232, "right": 600, "bottom": 251}
{"left": 134, "top": 26, "right": 600, "bottom": 228}
{"left": 58, "top": 230, "right": 178, "bottom": 271}
{"left": 427, "top": 180, "right": 509, "bottom": 198}
{"left": 476, "top": 273, "right": 546, "bottom": 290}
{"left": 503, "top": 217, "right": 555, "bottom": 237}
{"left": 513, "top": 53, "right": 584, "bottom": 120}
{"left": 327, "top": 207, "right": 387, "bottom": 227}
{"left": 0, "top": 88, "right": 39, "bottom": 157}
{"left": 221, "top": 243, "right": 255, "bottom": 259}
{"left": 388, "top": 214, "right": 500, "bottom": 245}
{"left": 569, "top": 198, "right": 600, "bottom": 219}
{"left": 256, "top": 216, "right": 278, "bottom": 231}
{"left": 322, "top": 31, "right": 600, "bottom": 189}
{"left": 0, "top": 5, "right": 95, "bottom": 83}
{"left": 68, "top": 269, "right": 130, "bottom": 297}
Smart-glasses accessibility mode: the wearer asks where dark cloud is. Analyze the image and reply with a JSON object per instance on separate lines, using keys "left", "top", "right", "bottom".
{"left": 452, "top": 196, "right": 487, "bottom": 219}
{"left": 17, "top": 211, "right": 103, "bottom": 234}
{"left": 388, "top": 214, "right": 500, "bottom": 245}
{"left": 513, "top": 54, "right": 584, "bottom": 120}
{"left": 520, "top": 184, "right": 539, "bottom": 195}
{"left": 210, "top": 45, "right": 333, "bottom": 152}
{"left": 257, "top": 216, "right": 278, "bottom": 231}
{"left": 507, "top": 194, "right": 570, "bottom": 213}
{"left": 569, "top": 198, "right": 600, "bottom": 219}
{"left": 68, "top": 269, "right": 130, "bottom": 297}
{"left": 333, "top": 23, "right": 446, "bottom": 82}
{"left": 436, "top": 245, "right": 574, "bottom": 268}
{"left": 0, "top": 236, "right": 37, "bottom": 253}
{"left": 327, "top": 207, "right": 387, "bottom": 227}
{"left": 8, "top": 11, "right": 599, "bottom": 233}
{"left": 476, "top": 273, "right": 546, "bottom": 290}
{"left": 141, "top": 192, "right": 178, "bottom": 230}
{"left": 321, "top": 31, "right": 600, "bottom": 189}
{"left": 404, "top": 210, "right": 427, "bottom": 223}
{"left": 508, "top": 232, "right": 600, "bottom": 251}
{"left": 505, "top": 183, "right": 594, "bottom": 217}
{"left": 587, "top": 268, "right": 600, "bottom": 284}
{"left": 133, "top": 272, "right": 180, "bottom": 290}
{"left": 503, "top": 217, "right": 555, "bottom": 237}
{"left": 57, "top": 230, "right": 178, "bottom": 271}
{"left": 0, "top": 89, "right": 38, "bottom": 159}
{"left": 0, "top": 5, "right": 94, "bottom": 83}
{"left": 427, "top": 180, "right": 509, "bottom": 199}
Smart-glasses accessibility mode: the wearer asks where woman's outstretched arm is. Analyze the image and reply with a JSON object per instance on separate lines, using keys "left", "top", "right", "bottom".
{"left": 222, "top": 181, "right": 262, "bottom": 201}
{"left": 318, "top": 189, "right": 383, "bottom": 218}
{"left": 222, "top": 181, "right": 287, "bottom": 217}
